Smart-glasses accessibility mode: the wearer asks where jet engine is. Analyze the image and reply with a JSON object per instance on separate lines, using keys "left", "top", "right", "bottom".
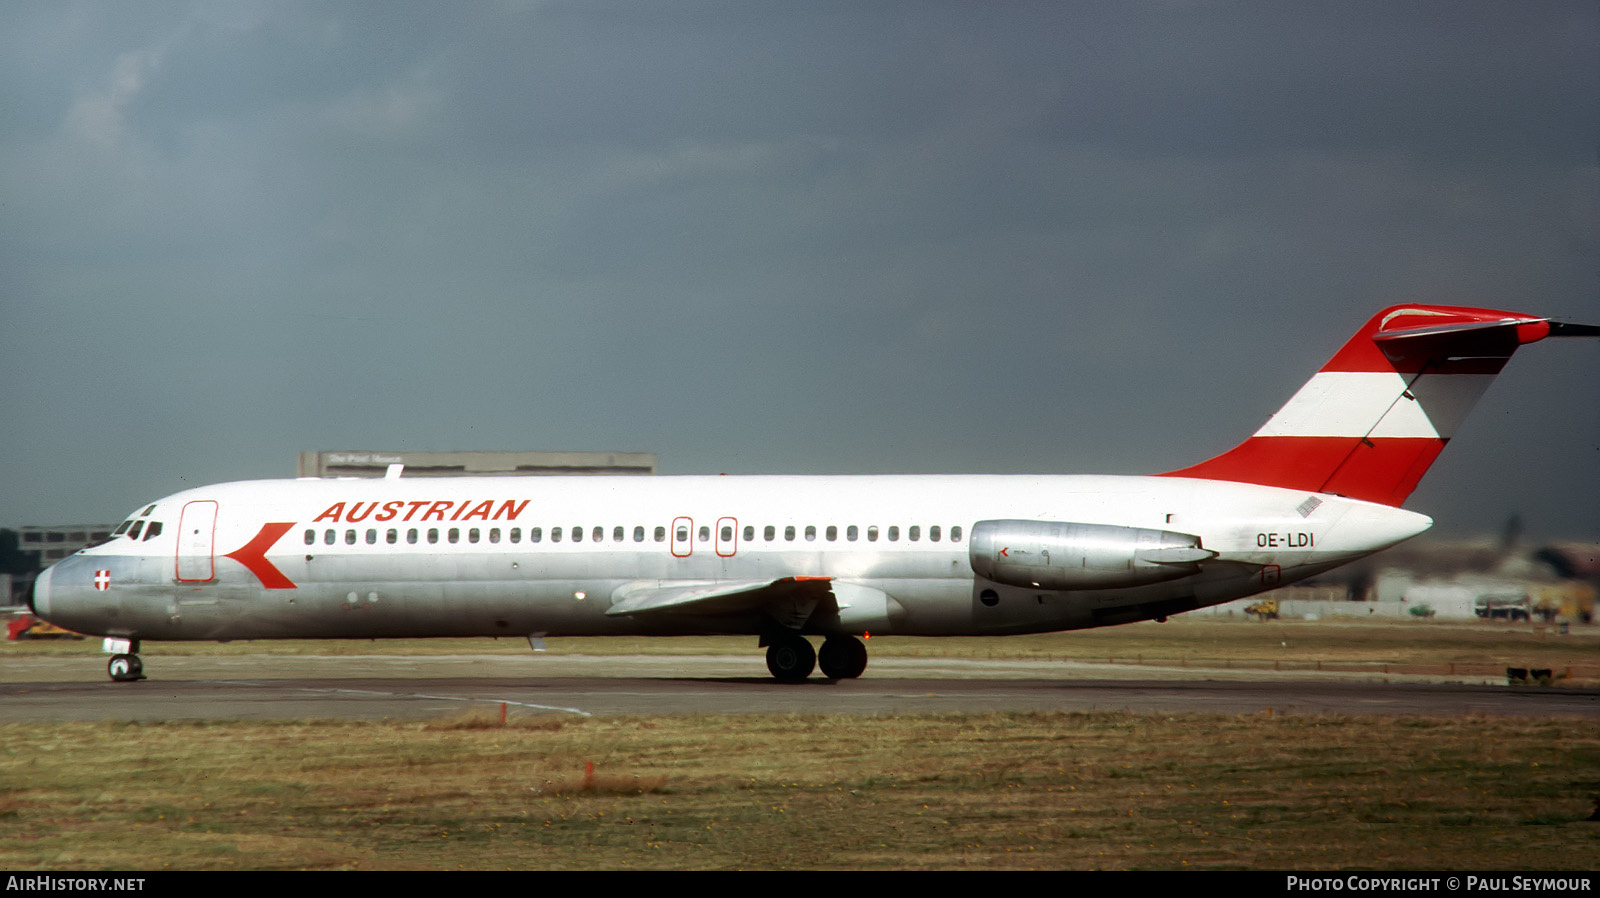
{"left": 969, "top": 519, "right": 1215, "bottom": 590}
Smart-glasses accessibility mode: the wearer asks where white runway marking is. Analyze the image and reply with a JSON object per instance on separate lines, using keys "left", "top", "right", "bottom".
{"left": 217, "top": 680, "right": 594, "bottom": 717}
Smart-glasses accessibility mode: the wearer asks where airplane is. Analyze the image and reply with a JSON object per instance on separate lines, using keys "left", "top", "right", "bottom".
{"left": 28, "top": 304, "right": 1598, "bottom": 682}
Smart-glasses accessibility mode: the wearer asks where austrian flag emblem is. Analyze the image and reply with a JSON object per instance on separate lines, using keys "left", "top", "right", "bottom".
{"left": 94, "top": 570, "right": 111, "bottom": 591}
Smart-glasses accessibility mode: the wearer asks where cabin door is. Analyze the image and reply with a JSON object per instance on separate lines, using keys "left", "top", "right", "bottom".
{"left": 176, "top": 500, "right": 218, "bottom": 582}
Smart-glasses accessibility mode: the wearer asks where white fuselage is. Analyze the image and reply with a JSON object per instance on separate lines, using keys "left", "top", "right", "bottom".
{"left": 33, "top": 473, "right": 1431, "bottom": 642}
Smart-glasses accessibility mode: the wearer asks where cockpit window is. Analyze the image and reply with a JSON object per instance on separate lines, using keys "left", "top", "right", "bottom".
{"left": 113, "top": 521, "right": 133, "bottom": 536}
{"left": 127, "top": 521, "right": 145, "bottom": 540}
{"left": 143, "top": 522, "right": 163, "bottom": 541}
{"left": 141, "top": 505, "right": 156, "bottom": 517}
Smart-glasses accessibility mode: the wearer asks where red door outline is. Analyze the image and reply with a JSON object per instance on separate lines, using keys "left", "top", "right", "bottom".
{"left": 176, "top": 500, "right": 218, "bottom": 582}
{"left": 671, "top": 516, "right": 693, "bottom": 557}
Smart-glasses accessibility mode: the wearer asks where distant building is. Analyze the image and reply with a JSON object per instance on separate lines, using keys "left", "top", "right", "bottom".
{"left": 17, "top": 524, "right": 116, "bottom": 567}
{"left": 297, "top": 450, "right": 657, "bottom": 479}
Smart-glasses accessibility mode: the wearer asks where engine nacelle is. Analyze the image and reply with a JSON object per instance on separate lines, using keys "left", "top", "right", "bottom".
{"left": 969, "top": 519, "right": 1215, "bottom": 590}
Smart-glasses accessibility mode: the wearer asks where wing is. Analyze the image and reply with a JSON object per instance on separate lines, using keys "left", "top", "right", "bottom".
{"left": 608, "top": 576, "right": 900, "bottom": 632}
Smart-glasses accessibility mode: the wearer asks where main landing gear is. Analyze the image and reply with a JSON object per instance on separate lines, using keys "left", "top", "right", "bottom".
{"left": 765, "top": 634, "right": 868, "bottom": 681}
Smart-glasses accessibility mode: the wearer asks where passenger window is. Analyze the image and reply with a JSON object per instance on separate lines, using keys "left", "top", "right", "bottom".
{"left": 387, "top": 529, "right": 398, "bottom": 544}
{"left": 654, "top": 526, "right": 666, "bottom": 542}
{"left": 407, "top": 529, "right": 418, "bottom": 544}
{"left": 764, "top": 525, "right": 775, "bottom": 541}
{"left": 345, "top": 529, "right": 356, "bottom": 545}
{"left": 531, "top": 527, "right": 543, "bottom": 543}
{"left": 951, "top": 525, "right": 963, "bottom": 542}
{"left": 366, "top": 529, "right": 377, "bottom": 545}
{"left": 888, "top": 526, "right": 899, "bottom": 542}
{"left": 634, "top": 526, "right": 645, "bottom": 542}
{"left": 805, "top": 525, "right": 816, "bottom": 542}
{"left": 867, "top": 526, "right": 878, "bottom": 542}
{"left": 785, "top": 525, "right": 795, "bottom": 541}
{"left": 676, "top": 526, "right": 688, "bottom": 542}
{"left": 721, "top": 525, "right": 734, "bottom": 542}
{"left": 613, "top": 526, "right": 624, "bottom": 542}
{"left": 699, "top": 526, "right": 710, "bottom": 543}
{"left": 304, "top": 529, "right": 315, "bottom": 545}
{"left": 743, "top": 525, "right": 754, "bottom": 542}
{"left": 552, "top": 527, "right": 562, "bottom": 543}
{"left": 571, "top": 526, "right": 582, "bottom": 543}
{"left": 488, "top": 528, "right": 499, "bottom": 544}
{"left": 468, "top": 528, "right": 480, "bottom": 544}
{"left": 847, "top": 525, "right": 858, "bottom": 542}
{"left": 594, "top": 526, "right": 604, "bottom": 542}
{"left": 825, "top": 525, "right": 837, "bottom": 541}
{"left": 448, "top": 528, "right": 460, "bottom": 544}
{"left": 509, "top": 528, "right": 520, "bottom": 543}
{"left": 930, "top": 525, "right": 941, "bottom": 542}
{"left": 427, "top": 528, "right": 439, "bottom": 544}
{"left": 323, "top": 529, "right": 334, "bottom": 545}
{"left": 909, "top": 526, "right": 920, "bottom": 542}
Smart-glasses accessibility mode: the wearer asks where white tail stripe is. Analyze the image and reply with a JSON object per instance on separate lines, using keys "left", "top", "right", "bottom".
{"left": 1378, "top": 371, "right": 1497, "bottom": 439}
{"left": 1254, "top": 372, "right": 1495, "bottom": 440}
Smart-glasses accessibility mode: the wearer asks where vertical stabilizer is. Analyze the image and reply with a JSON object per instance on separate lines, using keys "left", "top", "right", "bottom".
{"left": 1161, "top": 305, "right": 1563, "bottom": 506}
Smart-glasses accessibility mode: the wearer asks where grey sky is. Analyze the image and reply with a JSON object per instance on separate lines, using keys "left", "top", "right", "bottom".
{"left": 3, "top": 1, "right": 1596, "bottom": 539}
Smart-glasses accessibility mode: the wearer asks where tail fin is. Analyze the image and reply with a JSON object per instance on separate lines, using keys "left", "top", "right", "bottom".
{"left": 1161, "top": 304, "right": 1580, "bottom": 506}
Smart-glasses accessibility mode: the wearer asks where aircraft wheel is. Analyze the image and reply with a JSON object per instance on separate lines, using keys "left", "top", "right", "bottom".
{"left": 818, "top": 636, "right": 868, "bottom": 679}
{"left": 765, "top": 636, "right": 815, "bottom": 681}
{"left": 108, "top": 654, "right": 143, "bottom": 682}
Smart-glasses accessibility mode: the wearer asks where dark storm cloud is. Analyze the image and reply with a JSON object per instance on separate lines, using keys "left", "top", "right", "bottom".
{"left": 1, "top": 1, "right": 1595, "bottom": 539}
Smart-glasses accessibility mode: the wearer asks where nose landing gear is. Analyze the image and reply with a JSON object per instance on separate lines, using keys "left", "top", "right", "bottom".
{"left": 105, "top": 638, "right": 145, "bottom": 682}
{"left": 108, "top": 653, "right": 144, "bottom": 682}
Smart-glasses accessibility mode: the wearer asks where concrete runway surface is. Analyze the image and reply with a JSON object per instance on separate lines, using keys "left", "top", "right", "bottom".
{"left": 1, "top": 653, "right": 1594, "bottom": 721}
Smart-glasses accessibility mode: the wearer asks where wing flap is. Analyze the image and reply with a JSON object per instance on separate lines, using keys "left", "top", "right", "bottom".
{"left": 607, "top": 577, "right": 834, "bottom": 617}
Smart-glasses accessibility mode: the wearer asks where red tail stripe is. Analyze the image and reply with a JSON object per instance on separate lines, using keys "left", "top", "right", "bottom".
{"left": 1162, "top": 436, "right": 1445, "bottom": 506}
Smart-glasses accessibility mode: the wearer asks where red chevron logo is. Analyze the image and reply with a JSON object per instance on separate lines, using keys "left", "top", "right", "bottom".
{"left": 223, "top": 522, "right": 297, "bottom": 589}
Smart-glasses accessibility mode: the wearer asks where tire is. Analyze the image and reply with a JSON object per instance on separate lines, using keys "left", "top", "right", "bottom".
{"left": 765, "top": 636, "right": 816, "bottom": 681}
{"left": 818, "top": 636, "right": 868, "bottom": 679}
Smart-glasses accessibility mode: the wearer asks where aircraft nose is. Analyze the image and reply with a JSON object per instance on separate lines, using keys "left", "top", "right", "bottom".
{"left": 29, "top": 564, "right": 53, "bottom": 618}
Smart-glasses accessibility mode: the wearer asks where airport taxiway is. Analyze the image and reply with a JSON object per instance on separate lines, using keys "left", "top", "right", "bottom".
{"left": 1, "top": 652, "right": 1594, "bottom": 721}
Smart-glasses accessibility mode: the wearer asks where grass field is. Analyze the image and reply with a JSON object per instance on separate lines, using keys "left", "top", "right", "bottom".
{"left": 2, "top": 619, "right": 1597, "bottom": 870}
{"left": 2, "top": 711, "right": 1597, "bottom": 870}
